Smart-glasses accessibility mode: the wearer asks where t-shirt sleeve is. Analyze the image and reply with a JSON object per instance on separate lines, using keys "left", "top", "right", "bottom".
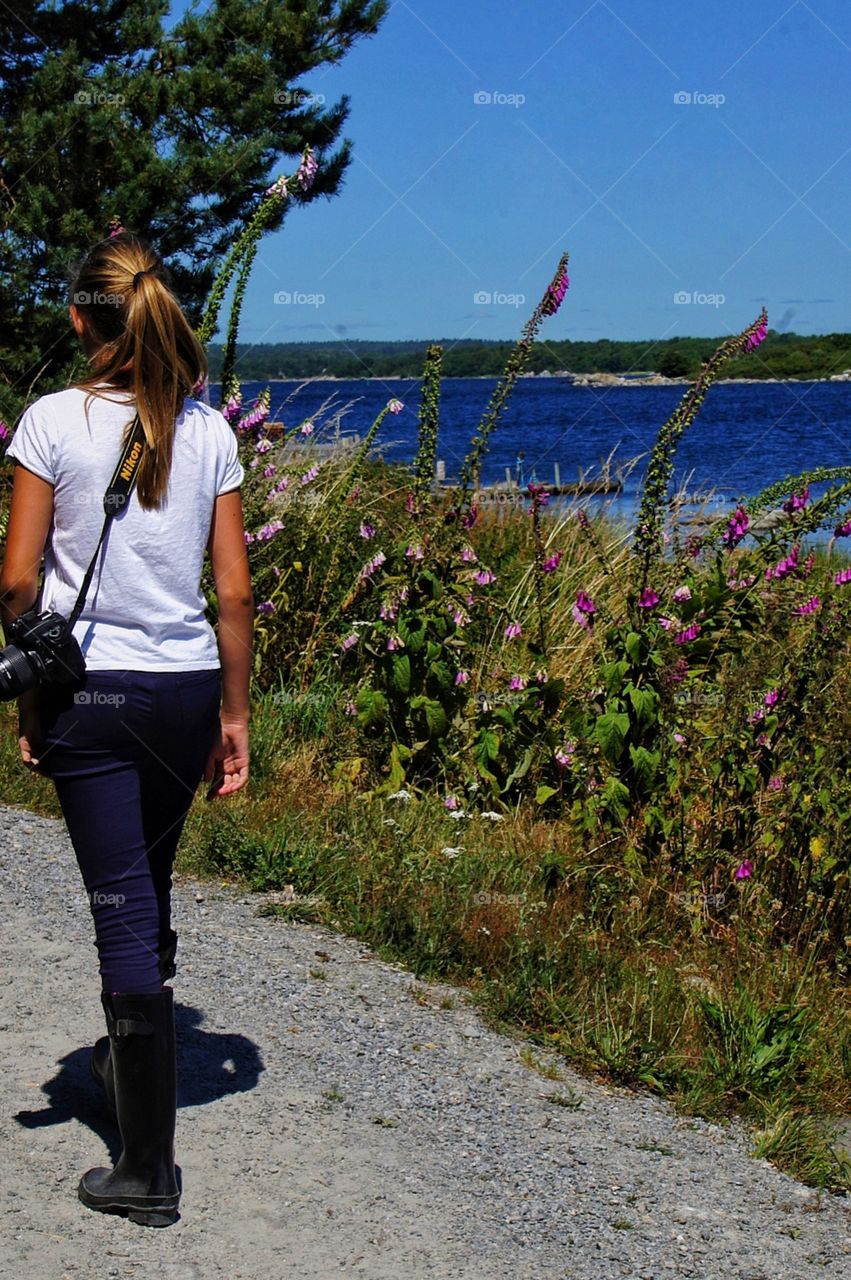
{"left": 5, "top": 402, "right": 57, "bottom": 484}
{"left": 216, "top": 418, "right": 245, "bottom": 495}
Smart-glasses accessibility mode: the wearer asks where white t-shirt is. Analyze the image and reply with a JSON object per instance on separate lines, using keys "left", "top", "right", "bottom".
{"left": 6, "top": 386, "right": 244, "bottom": 671}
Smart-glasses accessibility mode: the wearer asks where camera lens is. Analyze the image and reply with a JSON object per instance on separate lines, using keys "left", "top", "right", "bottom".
{"left": 0, "top": 645, "right": 39, "bottom": 701}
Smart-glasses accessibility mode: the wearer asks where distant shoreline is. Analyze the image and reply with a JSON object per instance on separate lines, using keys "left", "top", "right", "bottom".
{"left": 210, "top": 373, "right": 851, "bottom": 387}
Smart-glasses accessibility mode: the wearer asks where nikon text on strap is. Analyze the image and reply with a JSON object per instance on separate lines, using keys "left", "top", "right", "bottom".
{"left": 67, "top": 414, "right": 147, "bottom": 631}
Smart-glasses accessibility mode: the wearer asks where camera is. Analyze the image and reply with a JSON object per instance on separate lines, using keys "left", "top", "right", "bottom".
{"left": 0, "top": 609, "right": 86, "bottom": 701}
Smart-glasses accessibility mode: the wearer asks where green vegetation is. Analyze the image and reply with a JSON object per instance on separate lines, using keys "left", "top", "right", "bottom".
{"left": 205, "top": 330, "right": 851, "bottom": 382}
{"left": 4, "top": 160, "right": 851, "bottom": 1195}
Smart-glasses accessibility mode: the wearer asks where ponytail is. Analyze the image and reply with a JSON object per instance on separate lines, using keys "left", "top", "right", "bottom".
{"left": 71, "top": 233, "right": 208, "bottom": 510}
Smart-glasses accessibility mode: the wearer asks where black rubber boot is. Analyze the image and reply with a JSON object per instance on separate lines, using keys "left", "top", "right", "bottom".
{"left": 79, "top": 988, "right": 180, "bottom": 1227}
{"left": 91, "top": 931, "right": 177, "bottom": 1112}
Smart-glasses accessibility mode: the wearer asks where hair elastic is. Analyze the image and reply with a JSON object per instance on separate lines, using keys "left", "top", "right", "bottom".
{"left": 132, "top": 270, "right": 148, "bottom": 290}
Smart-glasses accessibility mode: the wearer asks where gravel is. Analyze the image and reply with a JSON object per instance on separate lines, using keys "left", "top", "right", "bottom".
{"left": 2, "top": 802, "right": 850, "bottom": 1279}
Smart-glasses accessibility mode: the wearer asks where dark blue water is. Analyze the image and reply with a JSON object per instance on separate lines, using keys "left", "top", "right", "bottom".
{"left": 212, "top": 377, "right": 851, "bottom": 516}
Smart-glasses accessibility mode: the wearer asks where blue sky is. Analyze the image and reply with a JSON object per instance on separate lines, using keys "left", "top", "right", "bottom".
{"left": 184, "top": 0, "right": 851, "bottom": 343}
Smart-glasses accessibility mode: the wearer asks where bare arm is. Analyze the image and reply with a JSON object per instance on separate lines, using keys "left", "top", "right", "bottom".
{"left": 0, "top": 464, "right": 55, "bottom": 768}
{"left": 0, "top": 464, "right": 54, "bottom": 628}
{"left": 204, "top": 488, "right": 254, "bottom": 797}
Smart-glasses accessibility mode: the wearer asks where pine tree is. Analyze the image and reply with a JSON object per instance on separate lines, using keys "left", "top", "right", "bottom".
{"left": 0, "top": 0, "right": 387, "bottom": 412}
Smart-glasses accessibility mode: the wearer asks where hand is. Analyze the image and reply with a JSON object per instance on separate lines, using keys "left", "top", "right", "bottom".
{"left": 204, "top": 714, "right": 249, "bottom": 799}
{"left": 18, "top": 700, "right": 47, "bottom": 774}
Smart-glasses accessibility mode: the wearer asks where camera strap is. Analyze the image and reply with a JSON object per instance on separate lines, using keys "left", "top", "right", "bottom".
{"left": 66, "top": 414, "right": 147, "bottom": 631}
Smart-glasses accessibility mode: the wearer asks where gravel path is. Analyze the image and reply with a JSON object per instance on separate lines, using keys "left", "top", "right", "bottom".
{"left": 2, "top": 803, "right": 850, "bottom": 1280}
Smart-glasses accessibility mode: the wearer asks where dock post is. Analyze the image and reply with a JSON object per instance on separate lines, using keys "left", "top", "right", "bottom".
{"left": 553, "top": 462, "right": 560, "bottom": 490}
{"left": 436, "top": 459, "right": 446, "bottom": 484}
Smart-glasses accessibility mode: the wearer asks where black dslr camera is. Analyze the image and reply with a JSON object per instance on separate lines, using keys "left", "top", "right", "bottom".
{"left": 0, "top": 609, "right": 86, "bottom": 701}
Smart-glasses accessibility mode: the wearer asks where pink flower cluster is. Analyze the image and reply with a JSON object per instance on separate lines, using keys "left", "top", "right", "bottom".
{"left": 358, "top": 551, "right": 387, "bottom": 582}
{"left": 744, "top": 313, "right": 768, "bottom": 352}
{"left": 723, "top": 507, "right": 749, "bottom": 549}
{"left": 794, "top": 595, "right": 820, "bottom": 616}
{"left": 296, "top": 148, "right": 318, "bottom": 192}
{"left": 834, "top": 519, "right": 851, "bottom": 538}
{"left": 554, "top": 741, "right": 576, "bottom": 768}
{"left": 782, "top": 486, "right": 809, "bottom": 515}
{"left": 638, "top": 587, "right": 659, "bottom": 609}
{"left": 765, "top": 545, "right": 799, "bottom": 580}
{"left": 674, "top": 622, "right": 701, "bottom": 645}
{"left": 572, "top": 591, "right": 596, "bottom": 630}
{"left": 835, "top": 566, "right": 851, "bottom": 586}
{"left": 256, "top": 519, "right": 284, "bottom": 542}
{"left": 541, "top": 264, "right": 570, "bottom": 318}
{"left": 542, "top": 552, "right": 562, "bottom": 574}
{"left": 239, "top": 392, "right": 271, "bottom": 432}
{"left": 300, "top": 463, "right": 320, "bottom": 486}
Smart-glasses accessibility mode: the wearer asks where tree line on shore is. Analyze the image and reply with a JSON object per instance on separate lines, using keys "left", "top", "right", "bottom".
{"left": 206, "top": 331, "right": 851, "bottom": 382}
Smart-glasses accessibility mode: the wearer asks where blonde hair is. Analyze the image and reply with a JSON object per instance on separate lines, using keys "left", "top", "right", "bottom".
{"left": 71, "top": 232, "right": 207, "bottom": 510}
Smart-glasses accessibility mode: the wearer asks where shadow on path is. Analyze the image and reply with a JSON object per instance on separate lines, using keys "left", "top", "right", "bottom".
{"left": 14, "top": 1002, "right": 264, "bottom": 1159}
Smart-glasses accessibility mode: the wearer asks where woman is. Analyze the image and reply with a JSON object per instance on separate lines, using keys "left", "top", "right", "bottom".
{"left": 0, "top": 231, "right": 254, "bottom": 1226}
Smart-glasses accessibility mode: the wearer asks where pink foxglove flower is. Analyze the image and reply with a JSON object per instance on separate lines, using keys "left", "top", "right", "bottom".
{"left": 296, "top": 147, "right": 318, "bottom": 191}
{"left": 474, "top": 569, "right": 495, "bottom": 586}
{"left": 256, "top": 600, "right": 276, "bottom": 615}
{"left": 359, "top": 522, "right": 376, "bottom": 539}
{"left": 735, "top": 859, "right": 754, "bottom": 880}
{"left": 541, "top": 552, "right": 562, "bottom": 573}
{"left": 674, "top": 622, "right": 701, "bottom": 644}
{"left": 387, "top": 399, "right": 404, "bottom": 414}
{"left": 504, "top": 621, "right": 522, "bottom": 640}
{"left": 794, "top": 595, "right": 820, "bottom": 616}
{"left": 454, "top": 670, "right": 470, "bottom": 685}
{"left": 638, "top": 587, "right": 659, "bottom": 609}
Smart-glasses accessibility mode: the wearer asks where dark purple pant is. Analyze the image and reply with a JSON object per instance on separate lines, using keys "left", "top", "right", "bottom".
{"left": 38, "top": 669, "right": 221, "bottom": 994}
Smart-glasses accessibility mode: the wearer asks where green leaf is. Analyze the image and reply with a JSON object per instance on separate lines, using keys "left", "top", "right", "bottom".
{"left": 422, "top": 698, "right": 448, "bottom": 739}
{"left": 600, "top": 777, "right": 631, "bottom": 825}
{"left": 536, "top": 784, "right": 558, "bottom": 805}
{"left": 625, "top": 631, "right": 643, "bottom": 664}
{"left": 398, "top": 614, "right": 426, "bottom": 652}
{"left": 356, "top": 687, "right": 388, "bottom": 731}
{"left": 390, "top": 654, "right": 411, "bottom": 696}
{"left": 628, "top": 744, "right": 660, "bottom": 797}
{"left": 628, "top": 686, "right": 659, "bottom": 734}
{"left": 594, "top": 711, "right": 630, "bottom": 765}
